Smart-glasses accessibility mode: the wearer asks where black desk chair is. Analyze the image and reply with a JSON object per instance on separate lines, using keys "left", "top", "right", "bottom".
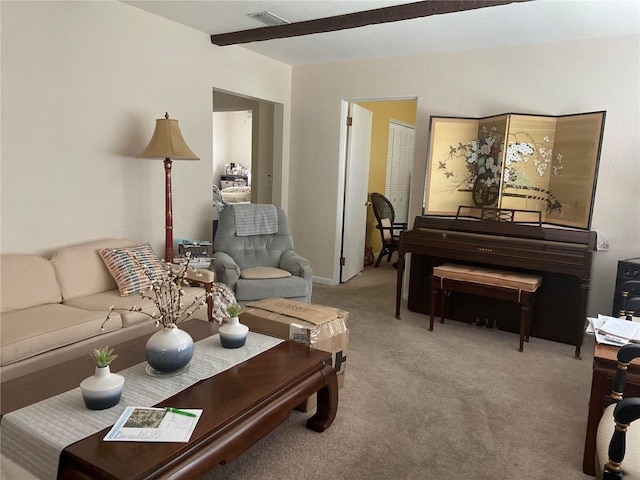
{"left": 370, "top": 193, "right": 407, "bottom": 268}
{"left": 620, "top": 280, "right": 640, "bottom": 319}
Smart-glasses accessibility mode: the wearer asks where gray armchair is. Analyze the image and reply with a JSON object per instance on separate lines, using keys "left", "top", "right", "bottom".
{"left": 212, "top": 204, "right": 312, "bottom": 304}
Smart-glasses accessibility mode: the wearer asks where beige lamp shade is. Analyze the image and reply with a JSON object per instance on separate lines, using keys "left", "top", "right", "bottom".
{"left": 137, "top": 112, "right": 199, "bottom": 160}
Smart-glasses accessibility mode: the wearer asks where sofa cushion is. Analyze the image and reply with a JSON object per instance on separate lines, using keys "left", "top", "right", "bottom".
{"left": 50, "top": 238, "right": 135, "bottom": 301}
{"left": 241, "top": 267, "right": 291, "bottom": 280}
{"left": 0, "top": 255, "right": 62, "bottom": 313}
{"left": 433, "top": 263, "right": 542, "bottom": 292}
{"left": 236, "top": 276, "right": 309, "bottom": 302}
{"left": 64, "top": 286, "right": 207, "bottom": 327}
{"left": 0, "top": 304, "right": 122, "bottom": 367}
{"left": 99, "top": 243, "right": 168, "bottom": 297}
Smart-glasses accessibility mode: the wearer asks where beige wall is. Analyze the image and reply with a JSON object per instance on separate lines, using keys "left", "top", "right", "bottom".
{"left": 1, "top": 1, "right": 291, "bottom": 258}
{"left": 289, "top": 35, "right": 640, "bottom": 316}
{"left": 212, "top": 111, "right": 252, "bottom": 178}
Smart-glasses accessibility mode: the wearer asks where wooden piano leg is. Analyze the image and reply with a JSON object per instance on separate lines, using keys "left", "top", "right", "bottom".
{"left": 429, "top": 276, "right": 438, "bottom": 331}
{"left": 574, "top": 281, "right": 590, "bottom": 360}
{"left": 526, "top": 297, "right": 535, "bottom": 342}
{"left": 518, "top": 304, "right": 528, "bottom": 352}
{"left": 395, "top": 252, "right": 405, "bottom": 319}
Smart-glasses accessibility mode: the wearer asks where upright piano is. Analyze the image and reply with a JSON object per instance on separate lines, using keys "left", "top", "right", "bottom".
{"left": 395, "top": 213, "right": 597, "bottom": 358}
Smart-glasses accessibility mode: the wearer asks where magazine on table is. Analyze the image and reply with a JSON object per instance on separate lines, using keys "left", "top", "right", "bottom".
{"left": 104, "top": 406, "right": 202, "bottom": 442}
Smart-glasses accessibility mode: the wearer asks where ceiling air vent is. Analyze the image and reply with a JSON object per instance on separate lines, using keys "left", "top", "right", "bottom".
{"left": 247, "top": 11, "right": 291, "bottom": 27}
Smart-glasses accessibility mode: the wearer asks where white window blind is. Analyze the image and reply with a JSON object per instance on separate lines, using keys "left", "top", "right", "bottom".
{"left": 385, "top": 121, "right": 415, "bottom": 224}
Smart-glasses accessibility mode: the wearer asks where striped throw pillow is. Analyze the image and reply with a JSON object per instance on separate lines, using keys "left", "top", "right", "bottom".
{"left": 99, "top": 244, "right": 168, "bottom": 296}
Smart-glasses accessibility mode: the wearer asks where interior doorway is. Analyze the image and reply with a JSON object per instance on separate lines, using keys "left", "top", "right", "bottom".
{"left": 339, "top": 97, "right": 417, "bottom": 281}
{"left": 212, "top": 89, "right": 282, "bottom": 206}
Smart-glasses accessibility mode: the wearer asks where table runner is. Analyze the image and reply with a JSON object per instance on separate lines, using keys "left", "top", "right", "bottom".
{"left": 0, "top": 332, "right": 282, "bottom": 479}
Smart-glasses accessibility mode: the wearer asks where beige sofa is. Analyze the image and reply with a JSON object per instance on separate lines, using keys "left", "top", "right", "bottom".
{"left": 0, "top": 239, "right": 215, "bottom": 382}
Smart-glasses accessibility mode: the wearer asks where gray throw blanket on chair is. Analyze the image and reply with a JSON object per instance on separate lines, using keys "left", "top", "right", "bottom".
{"left": 233, "top": 204, "right": 278, "bottom": 236}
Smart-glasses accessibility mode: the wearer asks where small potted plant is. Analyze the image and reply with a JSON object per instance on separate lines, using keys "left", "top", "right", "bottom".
{"left": 219, "top": 303, "right": 248, "bottom": 349}
{"left": 226, "top": 303, "right": 243, "bottom": 319}
{"left": 91, "top": 346, "right": 119, "bottom": 368}
{"left": 80, "top": 346, "right": 125, "bottom": 410}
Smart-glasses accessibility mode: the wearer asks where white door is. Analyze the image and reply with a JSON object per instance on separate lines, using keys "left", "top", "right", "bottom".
{"left": 340, "top": 103, "right": 372, "bottom": 283}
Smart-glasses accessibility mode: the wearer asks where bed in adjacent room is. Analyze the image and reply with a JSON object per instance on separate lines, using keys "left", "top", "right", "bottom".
{"left": 220, "top": 186, "right": 251, "bottom": 203}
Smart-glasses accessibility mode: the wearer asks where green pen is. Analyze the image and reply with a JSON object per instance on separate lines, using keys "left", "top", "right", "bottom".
{"left": 165, "top": 407, "right": 197, "bottom": 418}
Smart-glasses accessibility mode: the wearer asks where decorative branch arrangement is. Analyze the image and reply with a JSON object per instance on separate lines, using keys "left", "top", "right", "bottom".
{"left": 101, "top": 252, "right": 214, "bottom": 330}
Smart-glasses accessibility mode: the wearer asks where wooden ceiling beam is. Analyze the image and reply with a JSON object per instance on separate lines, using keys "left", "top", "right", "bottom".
{"left": 211, "top": 0, "right": 533, "bottom": 46}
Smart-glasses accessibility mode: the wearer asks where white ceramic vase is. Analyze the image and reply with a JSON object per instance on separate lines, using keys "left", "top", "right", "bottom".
{"left": 80, "top": 365, "right": 124, "bottom": 410}
{"left": 219, "top": 316, "right": 249, "bottom": 348}
{"left": 145, "top": 324, "right": 194, "bottom": 374}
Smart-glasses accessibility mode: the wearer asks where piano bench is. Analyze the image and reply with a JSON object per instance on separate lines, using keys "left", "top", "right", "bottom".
{"left": 429, "top": 263, "right": 542, "bottom": 352}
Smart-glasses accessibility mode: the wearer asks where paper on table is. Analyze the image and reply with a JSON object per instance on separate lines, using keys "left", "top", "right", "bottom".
{"left": 587, "top": 317, "right": 627, "bottom": 346}
{"left": 586, "top": 317, "right": 598, "bottom": 334}
{"left": 594, "top": 314, "right": 640, "bottom": 346}
{"left": 104, "top": 407, "right": 201, "bottom": 442}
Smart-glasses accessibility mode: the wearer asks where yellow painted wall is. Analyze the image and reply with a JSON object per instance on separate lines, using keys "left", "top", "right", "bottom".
{"left": 355, "top": 100, "right": 417, "bottom": 258}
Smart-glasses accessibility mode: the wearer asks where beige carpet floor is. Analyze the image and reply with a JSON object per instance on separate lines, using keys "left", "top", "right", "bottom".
{"left": 202, "top": 259, "right": 595, "bottom": 480}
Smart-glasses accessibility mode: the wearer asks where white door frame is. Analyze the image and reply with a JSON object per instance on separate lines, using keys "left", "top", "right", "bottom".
{"left": 332, "top": 100, "right": 350, "bottom": 285}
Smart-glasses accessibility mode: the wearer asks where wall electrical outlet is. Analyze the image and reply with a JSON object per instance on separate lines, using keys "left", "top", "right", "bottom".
{"left": 597, "top": 232, "right": 609, "bottom": 251}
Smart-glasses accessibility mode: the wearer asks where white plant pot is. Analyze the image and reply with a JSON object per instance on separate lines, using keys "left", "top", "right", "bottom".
{"left": 219, "top": 316, "right": 249, "bottom": 348}
{"left": 80, "top": 365, "right": 124, "bottom": 410}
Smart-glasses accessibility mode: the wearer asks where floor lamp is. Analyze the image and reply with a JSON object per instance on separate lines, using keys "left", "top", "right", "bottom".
{"left": 138, "top": 113, "right": 199, "bottom": 262}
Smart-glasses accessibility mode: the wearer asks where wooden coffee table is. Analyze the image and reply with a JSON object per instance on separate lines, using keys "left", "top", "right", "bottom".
{"left": 1, "top": 319, "right": 338, "bottom": 479}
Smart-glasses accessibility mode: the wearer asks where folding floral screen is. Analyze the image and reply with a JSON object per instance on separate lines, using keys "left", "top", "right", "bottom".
{"left": 423, "top": 111, "right": 606, "bottom": 229}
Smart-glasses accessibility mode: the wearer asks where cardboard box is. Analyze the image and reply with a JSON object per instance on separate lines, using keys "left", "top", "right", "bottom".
{"left": 240, "top": 298, "right": 349, "bottom": 411}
